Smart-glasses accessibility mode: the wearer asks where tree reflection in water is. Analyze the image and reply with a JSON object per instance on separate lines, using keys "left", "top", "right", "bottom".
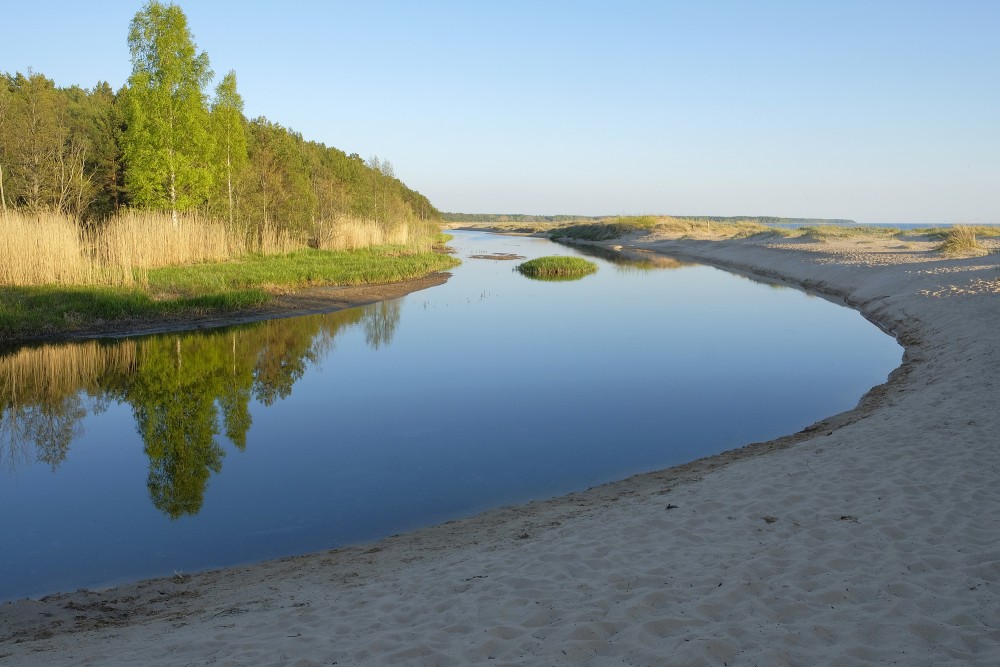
{"left": 0, "top": 301, "right": 401, "bottom": 517}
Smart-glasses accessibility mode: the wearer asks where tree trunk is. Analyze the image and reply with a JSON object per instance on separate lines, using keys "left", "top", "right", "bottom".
{"left": 227, "top": 149, "right": 233, "bottom": 226}
{"left": 169, "top": 115, "right": 178, "bottom": 226}
{"left": 170, "top": 169, "right": 178, "bottom": 226}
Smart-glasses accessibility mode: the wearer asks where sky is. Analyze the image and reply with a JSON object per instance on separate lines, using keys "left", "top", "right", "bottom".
{"left": 2, "top": 0, "right": 998, "bottom": 223}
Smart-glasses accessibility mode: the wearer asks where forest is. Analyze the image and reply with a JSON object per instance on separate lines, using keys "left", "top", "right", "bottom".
{"left": 0, "top": 1, "right": 439, "bottom": 237}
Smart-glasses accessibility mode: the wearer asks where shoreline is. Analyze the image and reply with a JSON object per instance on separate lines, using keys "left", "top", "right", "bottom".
{"left": 3, "top": 233, "right": 998, "bottom": 664}
{"left": 3, "top": 272, "right": 452, "bottom": 346}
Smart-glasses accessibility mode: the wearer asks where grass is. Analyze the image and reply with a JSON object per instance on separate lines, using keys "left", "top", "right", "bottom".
{"left": 0, "top": 209, "right": 460, "bottom": 342}
{"left": 147, "top": 246, "right": 460, "bottom": 295}
{"left": 795, "top": 225, "right": 902, "bottom": 242}
{"left": 515, "top": 256, "right": 598, "bottom": 281}
{"left": 0, "top": 209, "right": 444, "bottom": 288}
{"left": 0, "top": 244, "right": 459, "bottom": 342}
{"left": 0, "top": 284, "right": 271, "bottom": 343}
{"left": 937, "top": 225, "right": 990, "bottom": 256}
{"left": 550, "top": 216, "right": 659, "bottom": 241}
{"left": 549, "top": 215, "right": 776, "bottom": 241}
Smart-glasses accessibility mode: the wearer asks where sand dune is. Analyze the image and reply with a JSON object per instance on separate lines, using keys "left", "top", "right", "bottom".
{"left": 3, "top": 232, "right": 999, "bottom": 665}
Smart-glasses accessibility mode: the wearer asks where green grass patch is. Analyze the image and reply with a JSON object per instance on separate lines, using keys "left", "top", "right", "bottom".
{"left": 147, "top": 245, "right": 459, "bottom": 296}
{"left": 0, "top": 285, "right": 271, "bottom": 342}
{"left": 516, "top": 256, "right": 598, "bottom": 281}
{"left": 0, "top": 244, "right": 459, "bottom": 342}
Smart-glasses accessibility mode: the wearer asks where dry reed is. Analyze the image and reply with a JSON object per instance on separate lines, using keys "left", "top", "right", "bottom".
{"left": 98, "top": 210, "right": 302, "bottom": 271}
{"left": 938, "top": 225, "right": 989, "bottom": 257}
{"left": 0, "top": 339, "right": 138, "bottom": 471}
{"left": 312, "top": 215, "right": 437, "bottom": 251}
{"left": 0, "top": 339, "right": 138, "bottom": 405}
{"left": 0, "top": 211, "right": 115, "bottom": 286}
{"left": 0, "top": 210, "right": 438, "bottom": 287}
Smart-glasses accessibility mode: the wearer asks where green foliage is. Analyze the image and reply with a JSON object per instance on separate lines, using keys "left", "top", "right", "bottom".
{"left": 516, "top": 256, "right": 598, "bottom": 280}
{"left": 0, "top": 72, "right": 116, "bottom": 217}
{"left": 122, "top": 1, "right": 214, "bottom": 217}
{"left": 237, "top": 125, "right": 441, "bottom": 235}
{"left": 210, "top": 71, "right": 248, "bottom": 224}
{"left": 0, "top": 3, "right": 443, "bottom": 235}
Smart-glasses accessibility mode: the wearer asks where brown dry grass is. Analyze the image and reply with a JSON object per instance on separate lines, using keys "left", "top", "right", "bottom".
{"left": 0, "top": 339, "right": 138, "bottom": 405}
{"left": 937, "top": 225, "right": 990, "bottom": 257}
{"left": 0, "top": 210, "right": 440, "bottom": 287}
{"left": 311, "top": 215, "right": 439, "bottom": 251}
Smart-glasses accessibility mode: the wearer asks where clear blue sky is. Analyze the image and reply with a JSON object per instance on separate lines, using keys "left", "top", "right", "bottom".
{"left": 3, "top": 0, "right": 998, "bottom": 223}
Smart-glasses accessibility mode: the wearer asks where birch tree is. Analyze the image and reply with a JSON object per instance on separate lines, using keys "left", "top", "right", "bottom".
{"left": 122, "top": 1, "right": 213, "bottom": 224}
{"left": 210, "top": 71, "right": 247, "bottom": 225}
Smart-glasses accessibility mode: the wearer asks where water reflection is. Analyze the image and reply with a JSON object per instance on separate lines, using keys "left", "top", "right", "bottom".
{"left": 1, "top": 230, "right": 904, "bottom": 601}
{"left": 0, "top": 301, "right": 400, "bottom": 518}
{"left": 559, "top": 242, "right": 694, "bottom": 273}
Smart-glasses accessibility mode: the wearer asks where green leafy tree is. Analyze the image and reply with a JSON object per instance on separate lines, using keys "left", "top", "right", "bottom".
{"left": 121, "top": 1, "right": 213, "bottom": 224}
{"left": 210, "top": 71, "right": 247, "bottom": 225}
{"left": 0, "top": 78, "right": 11, "bottom": 212}
{"left": 0, "top": 72, "right": 93, "bottom": 215}
{"left": 243, "top": 117, "right": 315, "bottom": 235}
{"left": 80, "top": 82, "right": 126, "bottom": 218}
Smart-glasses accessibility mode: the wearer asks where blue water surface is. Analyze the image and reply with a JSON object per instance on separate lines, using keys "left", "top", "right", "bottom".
{"left": 0, "top": 231, "right": 901, "bottom": 600}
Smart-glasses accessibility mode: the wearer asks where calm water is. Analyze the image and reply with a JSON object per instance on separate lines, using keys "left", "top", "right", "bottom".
{"left": 0, "top": 231, "right": 901, "bottom": 600}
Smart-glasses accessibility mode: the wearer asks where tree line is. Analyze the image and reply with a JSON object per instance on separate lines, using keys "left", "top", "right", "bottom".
{"left": 0, "top": 1, "right": 438, "bottom": 234}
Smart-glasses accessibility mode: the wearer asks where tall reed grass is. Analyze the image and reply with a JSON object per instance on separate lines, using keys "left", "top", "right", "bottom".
{"left": 0, "top": 339, "right": 138, "bottom": 405}
{"left": 0, "top": 210, "right": 440, "bottom": 287}
{"left": 0, "top": 211, "right": 117, "bottom": 286}
{"left": 938, "top": 225, "right": 989, "bottom": 257}
{"left": 311, "top": 215, "right": 438, "bottom": 251}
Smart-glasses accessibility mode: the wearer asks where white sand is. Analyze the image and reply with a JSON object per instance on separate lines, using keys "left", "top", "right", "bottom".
{"left": 3, "top": 232, "right": 999, "bottom": 665}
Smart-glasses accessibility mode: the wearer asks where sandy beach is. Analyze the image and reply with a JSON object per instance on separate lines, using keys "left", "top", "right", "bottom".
{"left": 2, "top": 231, "right": 999, "bottom": 665}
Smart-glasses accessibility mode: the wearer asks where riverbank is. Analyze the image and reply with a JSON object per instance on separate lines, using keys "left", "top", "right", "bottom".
{"left": 19, "top": 271, "right": 452, "bottom": 343}
{"left": 3, "top": 231, "right": 999, "bottom": 665}
{"left": 0, "top": 253, "right": 457, "bottom": 345}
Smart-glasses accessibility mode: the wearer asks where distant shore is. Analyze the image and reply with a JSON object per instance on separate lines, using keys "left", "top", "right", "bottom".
{"left": 3, "top": 230, "right": 999, "bottom": 665}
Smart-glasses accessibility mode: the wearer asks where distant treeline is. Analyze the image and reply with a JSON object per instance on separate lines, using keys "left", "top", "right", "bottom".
{"left": 444, "top": 212, "right": 856, "bottom": 226}
{"left": 442, "top": 213, "right": 605, "bottom": 223}
{"left": 0, "top": 1, "right": 438, "bottom": 233}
